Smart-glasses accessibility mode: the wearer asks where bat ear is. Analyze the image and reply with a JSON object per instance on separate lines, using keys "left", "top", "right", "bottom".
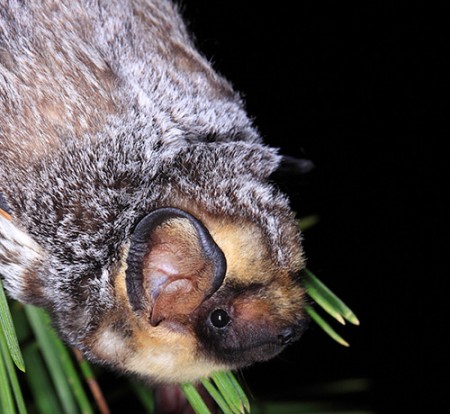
{"left": 126, "top": 208, "right": 226, "bottom": 326}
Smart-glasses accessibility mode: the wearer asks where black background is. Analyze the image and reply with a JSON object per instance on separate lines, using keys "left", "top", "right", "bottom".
{"left": 179, "top": 2, "right": 445, "bottom": 413}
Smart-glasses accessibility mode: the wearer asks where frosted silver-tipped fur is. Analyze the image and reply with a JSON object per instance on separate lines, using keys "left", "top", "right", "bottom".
{"left": 0, "top": 0, "right": 307, "bottom": 383}
{"left": 0, "top": 214, "right": 44, "bottom": 299}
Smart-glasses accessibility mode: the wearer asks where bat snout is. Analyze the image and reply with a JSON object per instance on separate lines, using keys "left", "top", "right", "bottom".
{"left": 278, "top": 318, "right": 309, "bottom": 346}
{"left": 238, "top": 319, "right": 309, "bottom": 364}
{"left": 278, "top": 327, "right": 295, "bottom": 346}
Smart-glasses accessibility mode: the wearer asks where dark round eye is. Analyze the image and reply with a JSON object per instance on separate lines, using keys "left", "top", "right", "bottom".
{"left": 210, "top": 309, "right": 230, "bottom": 328}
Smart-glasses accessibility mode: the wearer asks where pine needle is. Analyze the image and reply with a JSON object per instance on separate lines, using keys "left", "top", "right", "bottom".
{"left": 306, "top": 306, "right": 350, "bottom": 347}
{"left": 0, "top": 280, "right": 25, "bottom": 372}
{"left": 303, "top": 269, "right": 360, "bottom": 326}
{"left": 180, "top": 383, "right": 212, "bottom": 414}
{"left": 0, "top": 328, "right": 27, "bottom": 414}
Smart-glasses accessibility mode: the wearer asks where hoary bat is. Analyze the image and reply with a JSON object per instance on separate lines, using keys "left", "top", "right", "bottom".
{"left": 0, "top": 0, "right": 308, "bottom": 384}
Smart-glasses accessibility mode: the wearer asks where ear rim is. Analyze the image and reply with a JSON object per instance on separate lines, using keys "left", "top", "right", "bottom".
{"left": 125, "top": 207, "right": 227, "bottom": 314}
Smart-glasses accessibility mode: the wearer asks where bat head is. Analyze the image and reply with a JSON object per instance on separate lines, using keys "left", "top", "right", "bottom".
{"left": 1, "top": 142, "right": 308, "bottom": 384}
{"left": 88, "top": 207, "right": 308, "bottom": 383}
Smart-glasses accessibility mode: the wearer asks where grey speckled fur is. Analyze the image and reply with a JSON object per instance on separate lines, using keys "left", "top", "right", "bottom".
{"left": 0, "top": 0, "right": 303, "bottom": 363}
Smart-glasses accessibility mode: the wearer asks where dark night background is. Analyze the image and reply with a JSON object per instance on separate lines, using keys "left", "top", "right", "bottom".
{"left": 177, "top": 1, "right": 444, "bottom": 413}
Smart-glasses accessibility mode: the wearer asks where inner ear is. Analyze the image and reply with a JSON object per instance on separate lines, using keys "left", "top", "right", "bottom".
{"left": 125, "top": 208, "right": 226, "bottom": 326}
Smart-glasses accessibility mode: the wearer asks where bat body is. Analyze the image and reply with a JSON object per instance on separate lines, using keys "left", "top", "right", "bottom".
{"left": 0, "top": 0, "right": 307, "bottom": 383}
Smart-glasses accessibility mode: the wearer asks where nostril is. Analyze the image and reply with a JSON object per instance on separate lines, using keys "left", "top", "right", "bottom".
{"left": 278, "top": 328, "right": 294, "bottom": 345}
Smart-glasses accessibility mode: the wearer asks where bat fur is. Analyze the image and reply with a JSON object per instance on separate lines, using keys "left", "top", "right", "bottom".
{"left": 0, "top": 0, "right": 308, "bottom": 383}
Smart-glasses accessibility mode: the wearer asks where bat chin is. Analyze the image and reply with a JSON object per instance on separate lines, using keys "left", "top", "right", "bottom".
{"left": 239, "top": 344, "right": 286, "bottom": 365}
{"left": 223, "top": 342, "right": 288, "bottom": 367}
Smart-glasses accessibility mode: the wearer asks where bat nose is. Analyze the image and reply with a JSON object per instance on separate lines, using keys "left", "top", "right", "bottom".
{"left": 278, "top": 319, "right": 309, "bottom": 346}
{"left": 278, "top": 328, "right": 295, "bottom": 345}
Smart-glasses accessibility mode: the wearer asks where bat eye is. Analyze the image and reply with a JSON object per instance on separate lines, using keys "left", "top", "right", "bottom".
{"left": 210, "top": 309, "right": 230, "bottom": 328}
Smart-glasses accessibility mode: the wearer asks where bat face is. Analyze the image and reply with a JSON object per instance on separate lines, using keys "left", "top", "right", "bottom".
{"left": 0, "top": 0, "right": 308, "bottom": 384}
{"left": 80, "top": 207, "right": 307, "bottom": 382}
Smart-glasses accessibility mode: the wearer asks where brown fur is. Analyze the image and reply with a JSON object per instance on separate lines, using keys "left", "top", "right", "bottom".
{"left": 0, "top": 0, "right": 307, "bottom": 384}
